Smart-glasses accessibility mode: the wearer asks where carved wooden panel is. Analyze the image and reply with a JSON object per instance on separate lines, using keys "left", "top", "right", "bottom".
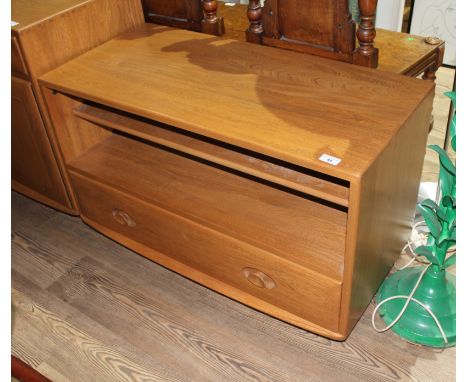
{"left": 142, "top": 0, "right": 224, "bottom": 35}
{"left": 274, "top": 0, "right": 336, "bottom": 47}
{"left": 248, "top": 0, "right": 378, "bottom": 68}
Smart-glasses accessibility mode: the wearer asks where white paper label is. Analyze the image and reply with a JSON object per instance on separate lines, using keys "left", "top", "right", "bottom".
{"left": 225, "top": 2, "right": 236, "bottom": 6}
{"left": 319, "top": 154, "right": 341, "bottom": 166}
{"left": 11, "top": 21, "right": 19, "bottom": 27}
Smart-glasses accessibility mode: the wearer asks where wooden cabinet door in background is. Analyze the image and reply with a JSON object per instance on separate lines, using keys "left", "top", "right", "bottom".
{"left": 11, "top": 77, "right": 71, "bottom": 210}
{"left": 246, "top": 0, "right": 379, "bottom": 67}
{"left": 141, "top": 0, "right": 224, "bottom": 35}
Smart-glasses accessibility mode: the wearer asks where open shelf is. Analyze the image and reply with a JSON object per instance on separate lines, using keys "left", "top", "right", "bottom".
{"left": 74, "top": 103, "right": 350, "bottom": 207}
{"left": 69, "top": 133, "right": 347, "bottom": 280}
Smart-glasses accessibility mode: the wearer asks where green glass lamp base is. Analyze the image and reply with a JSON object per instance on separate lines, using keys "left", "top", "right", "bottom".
{"left": 376, "top": 265, "right": 456, "bottom": 348}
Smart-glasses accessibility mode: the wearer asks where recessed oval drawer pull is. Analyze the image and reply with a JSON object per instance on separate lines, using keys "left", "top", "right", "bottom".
{"left": 111, "top": 209, "right": 136, "bottom": 227}
{"left": 242, "top": 267, "right": 276, "bottom": 289}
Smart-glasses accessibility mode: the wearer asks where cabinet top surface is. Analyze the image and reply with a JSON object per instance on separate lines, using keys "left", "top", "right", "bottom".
{"left": 40, "top": 24, "right": 434, "bottom": 179}
{"left": 11, "top": 0, "right": 89, "bottom": 31}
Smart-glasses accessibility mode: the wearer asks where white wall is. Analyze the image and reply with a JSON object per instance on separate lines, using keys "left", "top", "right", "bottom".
{"left": 410, "top": 0, "right": 456, "bottom": 65}
{"left": 375, "top": 0, "right": 406, "bottom": 32}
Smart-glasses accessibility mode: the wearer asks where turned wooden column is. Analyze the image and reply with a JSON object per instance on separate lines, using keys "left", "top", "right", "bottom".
{"left": 422, "top": 38, "right": 445, "bottom": 81}
{"left": 353, "top": 0, "right": 378, "bottom": 68}
{"left": 201, "top": 0, "right": 225, "bottom": 36}
{"left": 423, "top": 65, "right": 437, "bottom": 81}
{"left": 246, "top": 0, "right": 263, "bottom": 43}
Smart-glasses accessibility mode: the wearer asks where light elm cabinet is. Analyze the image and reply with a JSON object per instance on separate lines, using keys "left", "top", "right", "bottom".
{"left": 40, "top": 26, "right": 435, "bottom": 340}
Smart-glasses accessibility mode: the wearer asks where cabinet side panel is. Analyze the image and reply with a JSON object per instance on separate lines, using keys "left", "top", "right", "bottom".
{"left": 12, "top": 77, "right": 72, "bottom": 211}
{"left": 339, "top": 92, "right": 434, "bottom": 336}
{"left": 41, "top": 89, "right": 112, "bottom": 164}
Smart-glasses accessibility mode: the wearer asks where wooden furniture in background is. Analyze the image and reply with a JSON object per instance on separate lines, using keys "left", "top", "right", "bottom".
{"left": 141, "top": 0, "right": 224, "bottom": 35}
{"left": 218, "top": 2, "right": 445, "bottom": 80}
{"left": 246, "top": 0, "right": 379, "bottom": 68}
{"left": 39, "top": 25, "right": 434, "bottom": 340}
{"left": 377, "top": 30, "right": 445, "bottom": 80}
{"left": 11, "top": 0, "right": 145, "bottom": 214}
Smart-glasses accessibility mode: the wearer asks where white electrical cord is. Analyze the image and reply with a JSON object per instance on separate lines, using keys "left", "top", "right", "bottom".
{"left": 371, "top": 221, "right": 451, "bottom": 345}
{"left": 396, "top": 220, "right": 430, "bottom": 270}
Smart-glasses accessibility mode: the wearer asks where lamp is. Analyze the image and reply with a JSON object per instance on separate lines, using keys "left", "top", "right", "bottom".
{"left": 375, "top": 91, "right": 456, "bottom": 348}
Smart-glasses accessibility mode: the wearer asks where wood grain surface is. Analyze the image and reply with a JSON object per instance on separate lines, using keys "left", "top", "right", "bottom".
{"left": 11, "top": 0, "right": 91, "bottom": 31}
{"left": 12, "top": 191, "right": 456, "bottom": 382}
{"left": 11, "top": 77, "right": 72, "bottom": 211}
{"left": 39, "top": 24, "right": 434, "bottom": 180}
{"left": 12, "top": 0, "right": 145, "bottom": 78}
{"left": 375, "top": 29, "right": 444, "bottom": 76}
{"left": 11, "top": 37, "right": 28, "bottom": 78}
{"left": 340, "top": 94, "right": 433, "bottom": 335}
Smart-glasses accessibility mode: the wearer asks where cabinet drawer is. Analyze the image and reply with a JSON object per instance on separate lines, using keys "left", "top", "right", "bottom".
{"left": 71, "top": 171, "right": 343, "bottom": 332}
{"left": 11, "top": 36, "right": 28, "bottom": 78}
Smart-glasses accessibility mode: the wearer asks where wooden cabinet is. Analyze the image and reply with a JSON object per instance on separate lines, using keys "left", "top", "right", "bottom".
{"left": 216, "top": 2, "right": 445, "bottom": 81}
{"left": 39, "top": 25, "right": 434, "bottom": 340}
{"left": 12, "top": 77, "right": 70, "bottom": 209}
{"left": 11, "top": 0, "right": 145, "bottom": 213}
{"left": 11, "top": 27, "right": 73, "bottom": 211}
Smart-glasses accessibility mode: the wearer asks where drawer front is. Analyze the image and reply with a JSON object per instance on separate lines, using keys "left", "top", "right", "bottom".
{"left": 71, "top": 172, "right": 342, "bottom": 331}
{"left": 11, "top": 36, "right": 29, "bottom": 78}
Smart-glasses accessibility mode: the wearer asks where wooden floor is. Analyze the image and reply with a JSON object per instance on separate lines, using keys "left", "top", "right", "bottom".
{"left": 12, "top": 67, "right": 455, "bottom": 382}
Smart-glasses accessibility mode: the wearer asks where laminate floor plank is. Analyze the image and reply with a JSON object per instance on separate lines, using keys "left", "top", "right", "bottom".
{"left": 11, "top": 191, "right": 58, "bottom": 232}
{"left": 11, "top": 334, "right": 43, "bottom": 371}
{"left": 12, "top": 273, "right": 189, "bottom": 382}
{"left": 11, "top": 192, "right": 455, "bottom": 382}
{"left": 11, "top": 230, "right": 84, "bottom": 289}
{"left": 47, "top": 256, "right": 311, "bottom": 382}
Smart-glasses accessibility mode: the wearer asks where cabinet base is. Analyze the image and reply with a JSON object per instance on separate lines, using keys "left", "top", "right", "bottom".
{"left": 81, "top": 215, "right": 349, "bottom": 341}
{"left": 12, "top": 181, "right": 78, "bottom": 215}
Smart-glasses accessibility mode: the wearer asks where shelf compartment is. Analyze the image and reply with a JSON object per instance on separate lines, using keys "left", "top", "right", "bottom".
{"left": 69, "top": 133, "right": 348, "bottom": 280}
{"left": 73, "top": 103, "right": 350, "bottom": 207}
